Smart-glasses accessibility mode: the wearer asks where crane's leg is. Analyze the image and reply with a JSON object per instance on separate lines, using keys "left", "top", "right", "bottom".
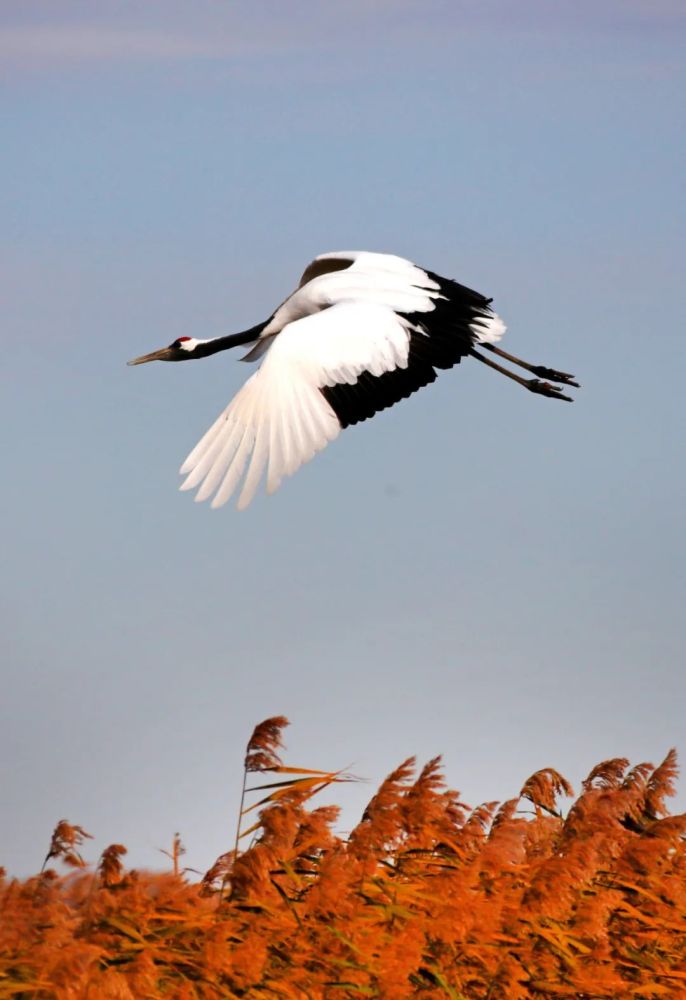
{"left": 482, "top": 343, "right": 579, "bottom": 387}
{"left": 469, "top": 349, "right": 574, "bottom": 402}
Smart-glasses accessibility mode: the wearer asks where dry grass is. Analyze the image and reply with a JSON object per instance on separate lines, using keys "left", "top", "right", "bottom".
{"left": 1, "top": 719, "right": 685, "bottom": 998}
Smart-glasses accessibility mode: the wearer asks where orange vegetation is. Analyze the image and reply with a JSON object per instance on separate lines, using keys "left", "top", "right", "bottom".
{"left": 2, "top": 717, "right": 685, "bottom": 999}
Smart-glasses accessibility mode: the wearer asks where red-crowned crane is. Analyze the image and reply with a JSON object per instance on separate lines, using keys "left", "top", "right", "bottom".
{"left": 128, "top": 251, "right": 579, "bottom": 510}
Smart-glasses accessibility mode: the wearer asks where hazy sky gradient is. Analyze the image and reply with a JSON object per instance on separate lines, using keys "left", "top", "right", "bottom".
{"left": 2, "top": 1, "right": 685, "bottom": 876}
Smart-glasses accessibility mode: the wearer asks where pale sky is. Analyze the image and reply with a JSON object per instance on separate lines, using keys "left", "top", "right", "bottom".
{"left": 2, "top": 0, "right": 685, "bottom": 875}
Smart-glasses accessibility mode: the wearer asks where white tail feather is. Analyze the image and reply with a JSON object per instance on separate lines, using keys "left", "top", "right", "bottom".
{"left": 472, "top": 311, "right": 506, "bottom": 344}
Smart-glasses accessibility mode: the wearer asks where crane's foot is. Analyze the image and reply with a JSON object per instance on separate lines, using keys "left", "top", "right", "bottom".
{"left": 529, "top": 364, "right": 579, "bottom": 387}
{"left": 527, "top": 379, "right": 574, "bottom": 402}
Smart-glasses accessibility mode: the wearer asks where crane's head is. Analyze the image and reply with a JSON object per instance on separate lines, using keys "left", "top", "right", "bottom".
{"left": 127, "top": 337, "right": 200, "bottom": 365}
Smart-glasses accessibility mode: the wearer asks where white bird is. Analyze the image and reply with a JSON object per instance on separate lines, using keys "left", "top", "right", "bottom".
{"left": 128, "top": 251, "right": 578, "bottom": 510}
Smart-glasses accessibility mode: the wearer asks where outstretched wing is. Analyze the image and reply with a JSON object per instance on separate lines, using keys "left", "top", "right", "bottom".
{"left": 179, "top": 301, "right": 414, "bottom": 510}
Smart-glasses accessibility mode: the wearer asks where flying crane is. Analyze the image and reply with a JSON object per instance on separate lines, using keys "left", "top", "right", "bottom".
{"left": 128, "top": 251, "right": 578, "bottom": 510}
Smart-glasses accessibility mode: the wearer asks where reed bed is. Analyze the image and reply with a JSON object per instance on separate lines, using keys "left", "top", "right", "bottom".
{"left": 2, "top": 717, "right": 685, "bottom": 998}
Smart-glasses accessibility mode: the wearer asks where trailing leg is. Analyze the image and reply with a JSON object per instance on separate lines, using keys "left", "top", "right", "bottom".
{"left": 469, "top": 349, "right": 575, "bottom": 402}
{"left": 483, "top": 343, "right": 579, "bottom": 388}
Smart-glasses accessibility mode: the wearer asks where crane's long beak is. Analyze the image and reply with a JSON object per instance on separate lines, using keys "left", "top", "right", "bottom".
{"left": 127, "top": 346, "right": 174, "bottom": 366}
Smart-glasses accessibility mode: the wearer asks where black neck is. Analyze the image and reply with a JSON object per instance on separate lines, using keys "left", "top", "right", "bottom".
{"left": 193, "top": 321, "right": 269, "bottom": 358}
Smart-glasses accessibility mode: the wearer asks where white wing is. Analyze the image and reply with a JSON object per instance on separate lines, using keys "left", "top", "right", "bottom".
{"left": 263, "top": 251, "right": 505, "bottom": 346}
{"left": 262, "top": 253, "right": 441, "bottom": 338}
{"left": 179, "top": 301, "right": 412, "bottom": 510}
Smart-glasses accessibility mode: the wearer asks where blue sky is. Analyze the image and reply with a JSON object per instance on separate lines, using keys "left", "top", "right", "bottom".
{"left": 2, "top": 0, "right": 685, "bottom": 875}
